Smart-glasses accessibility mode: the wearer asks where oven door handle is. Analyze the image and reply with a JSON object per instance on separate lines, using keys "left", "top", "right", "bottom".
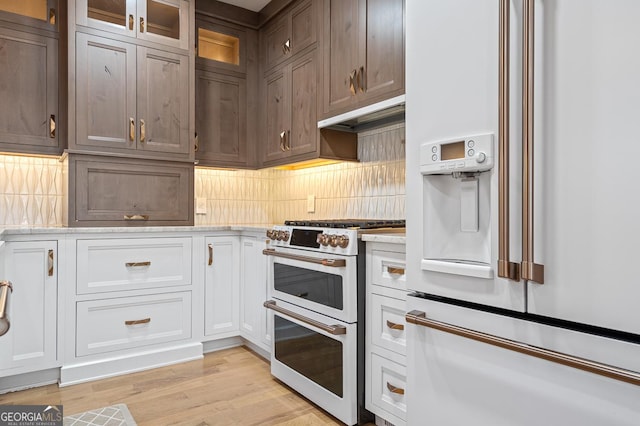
{"left": 262, "top": 248, "right": 346, "bottom": 268}
{"left": 264, "top": 300, "right": 347, "bottom": 335}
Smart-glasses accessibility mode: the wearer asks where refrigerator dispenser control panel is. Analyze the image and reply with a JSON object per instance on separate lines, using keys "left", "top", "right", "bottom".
{"left": 420, "top": 133, "right": 494, "bottom": 174}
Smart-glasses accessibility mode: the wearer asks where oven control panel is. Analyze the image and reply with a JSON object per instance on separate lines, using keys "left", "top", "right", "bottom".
{"left": 266, "top": 226, "right": 359, "bottom": 256}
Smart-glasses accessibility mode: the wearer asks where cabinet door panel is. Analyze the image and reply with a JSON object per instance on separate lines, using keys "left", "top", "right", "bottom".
{"left": 137, "top": 0, "right": 189, "bottom": 50}
{"left": 290, "top": 51, "right": 318, "bottom": 157}
{"left": 137, "top": 46, "right": 189, "bottom": 155}
{"left": 291, "top": 0, "right": 316, "bottom": 56}
{"left": 361, "top": 0, "right": 404, "bottom": 102}
{"left": 263, "top": 13, "right": 289, "bottom": 71}
{"left": 195, "top": 70, "right": 247, "bottom": 166}
{"left": 1, "top": 241, "right": 57, "bottom": 374}
{"left": 77, "top": 0, "right": 137, "bottom": 38}
{"left": 323, "top": 0, "right": 360, "bottom": 113}
{"left": 0, "top": 28, "right": 59, "bottom": 153}
{"left": 204, "top": 237, "right": 239, "bottom": 337}
{"left": 75, "top": 33, "right": 136, "bottom": 151}
{"left": 263, "top": 68, "right": 289, "bottom": 163}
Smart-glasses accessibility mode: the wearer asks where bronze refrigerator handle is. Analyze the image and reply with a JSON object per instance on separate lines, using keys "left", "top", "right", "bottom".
{"left": 0, "top": 281, "right": 13, "bottom": 337}
{"left": 208, "top": 243, "right": 213, "bottom": 266}
{"left": 386, "top": 320, "right": 404, "bottom": 331}
{"left": 386, "top": 382, "right": 405, "bottom": 395}
{"left": 406, "top": 310, "right": 640, "bottom": 387}
{"left": 521, "top": 0, "right": 544, "bottom": 284}
{"left": 264, "top": 300, "right": 346, "bottom": 335}
{"left": 48, "top": 249, "right": 54, "bottom": 276}
{"left": 262, "top": 248, "right": 346, "bottom": 268}
{"left": 125, "top": 261, "right": 151, "bottom": 267}
{"left": 497, "top": 0, "right": 520, "bottom": 282}
{"left": 125, "top": 318, "right": 151, "bottom": 326}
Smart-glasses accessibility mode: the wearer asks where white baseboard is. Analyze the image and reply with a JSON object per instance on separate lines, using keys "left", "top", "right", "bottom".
{"left": 242, "top": 339, "right": 270, "bottom": 360}
{"left": 202, "top": 336, "right": 243, "bottom": 353}
{"left": 0, "top": 368, "right": 60, "bottom": 394}
{"left": 59, "top": 342, "right": 203, "bottom": 387}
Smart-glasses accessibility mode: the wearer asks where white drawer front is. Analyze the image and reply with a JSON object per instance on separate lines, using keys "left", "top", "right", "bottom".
{"left": 77, "top": 238, "right": 192, "bottom": 294}
{"left": 76, "top": 291, "right": 192, "bottom": 357}
{"left": 371, "top": 353, "right": 407, "bottom": 421}
{"left": 371, "top": 293, "right": 407, "bottom": 356}
{"left": 371, "top": 249, "right": 406, "bottom": 291}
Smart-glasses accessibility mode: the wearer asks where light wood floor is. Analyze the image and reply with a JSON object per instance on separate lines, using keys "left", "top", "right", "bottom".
{"left": 0, "top": 347, "right": 359, "bottom": 425}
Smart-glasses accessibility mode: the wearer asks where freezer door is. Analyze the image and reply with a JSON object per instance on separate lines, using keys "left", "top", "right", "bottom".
{"left": 406, "top": 296, "right": 640, "bottom": 426}
{"left": 526, "top": 0, "right": 640, "bottom": 334}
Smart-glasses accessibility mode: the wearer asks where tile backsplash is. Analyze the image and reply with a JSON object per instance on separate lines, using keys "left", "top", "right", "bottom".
{"left": 0, "top": 123, "right": 405, "bottom": 227}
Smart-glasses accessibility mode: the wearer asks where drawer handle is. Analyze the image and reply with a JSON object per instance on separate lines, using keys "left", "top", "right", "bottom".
{"left": 208, "top": 243, "right": 213, "bottom": 266}
{"left": 125, "top": 318, "right": 151, "bottom": 326}
{"left": 387, "top": 266, "right": 405, "bottom": 275}
{"left": 124, "top": 214, "right": 149, "bottom": 221}
{"left": 48, "top": 249, "right": 54, "bottom": 276}
{"left": 125, "top": 261, "right": 151, "bottom": 267}
{"left": 387, "top": 382, "right": 405, "bottom": 395}
{"left": 386, "top": 320, "right": 404, "bottom": 331}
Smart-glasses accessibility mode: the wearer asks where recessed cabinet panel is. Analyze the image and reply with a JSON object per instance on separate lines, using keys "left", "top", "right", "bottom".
{"left": 0, "top": 28, "right": 60, "bottom": 154}
{"left": 69, "top": 155, "right": 194, "bottom": 226}
{"left": 264, "top": 68, "right": 288, "bottom": 164}
{"left": 195, "top": 70, "right": 247, "bottom": 166}
{"left": 76, "top": 33, "right": 136, "bottom": 151}
{"left": 77, "top": 237, "right": 192, "bottom": 294}
{"left": 137, "top": 47, "right": 189, "bottom": 155}
{"left": 76, "top": 291, "right": 192, "bottom": 357}
{"left": 290, "top": 51, "right": 318, "bottom": 157}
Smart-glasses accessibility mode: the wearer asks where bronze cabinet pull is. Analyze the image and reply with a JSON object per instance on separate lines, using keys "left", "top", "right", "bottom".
{"left": 208, "top": 243, "right": 213, "bottom": 266}
{"left": 357, "top": 66, "right": 366, "bottom": 93}
{"left": 387, "top": 266, "right": 405, "bottom": 275}
{"left": 48, "top": 249, "right": 54, "bottom": 276}
{"left": 194, "top": 132, "right": 199, "bottom": 152}
{"left": 124, "top": 214, "right": 149, "bottom": 221}
{"left": 140, "top": 16, "right": 145, "bottom": 33}
{"left": 264, "top": 300, "right": 346, "bottom": 335}
{"left": 279, "top": 131, "right": 287, "bottom": 152}
{"left": 49, "top": 115, "right": 56, "bottom": 138}
{"left": 125, "top": 318, "right": 151, "bottom": 326}
{"left": 497, "top": 0, "right": 520, "bottom": 282}
{"left": 49, "top": 8, "right": 56, "bottom": 25}
{"left": 129, "top": 117, "right": 135, "bottom": 142}
{"left": 406, "top": 310, "right": 640, "bottom": 387}
{"left": 129, "top": 14, "right": 134, "bottom": 30}
{"left": 521, "top": 0, "right": 544, "bottom": 284}
{"left": 386, "top": 382, "right": 405, "bottom": 395}
{"left": 125, "top": 261, "right": 151, "bottom": 267}
{"left": 0, "top": 281, "right": 13, "bottom": 336}
{"left": 386, "top": 320, "right": 404, "bottom": 331}
{"left": 349, "top": 69, "right": 357, "bottom": 95}
{"left": 282, "top": 38, "right": 291, "bottom": 54}
{"left": 263, "top": 248, "right": 346, "bottom": 268}
{"left": 140, "top": 119, "right": 146, "bottom": 143}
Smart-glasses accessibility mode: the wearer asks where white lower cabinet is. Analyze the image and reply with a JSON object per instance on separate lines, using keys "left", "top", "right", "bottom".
{"left": 239, "top": 235, "right": 270, "bottom": 353}
{"left": 204, "top": 236, "right": 240, "bottom": 338}
{"left": 366, "top": 241, "right": 407, "bottom": 426}
{"left": 76, "top": 291, "right": 192, "bottom": 357}
{"left": 0, "top": 241, "right": 58, "bottom": 377}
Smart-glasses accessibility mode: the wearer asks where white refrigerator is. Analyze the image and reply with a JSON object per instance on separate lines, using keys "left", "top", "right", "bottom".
{"left": 405, "top": 0, "right": 640, "bottom": 424}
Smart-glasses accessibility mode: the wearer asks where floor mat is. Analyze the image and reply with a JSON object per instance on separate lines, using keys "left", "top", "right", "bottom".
{"left": 63, "top": 404, "right": 137, "bottom": 426}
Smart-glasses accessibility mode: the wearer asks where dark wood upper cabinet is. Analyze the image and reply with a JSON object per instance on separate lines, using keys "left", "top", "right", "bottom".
{"left": 76, "top": 0, "right": 190, "bottom": 50}
{"left": 0, "top": 0, "right": 63, "bottom": 156}
{"left": 262, "top": 0, "right": 316, "bottom": 72}
{"left": 322, "top": 0, "right": 404, "bottom": 118}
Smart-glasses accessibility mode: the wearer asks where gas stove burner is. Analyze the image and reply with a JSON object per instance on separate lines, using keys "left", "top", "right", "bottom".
{"left": 284, "top": 219, "right": 406, "bottom": 229}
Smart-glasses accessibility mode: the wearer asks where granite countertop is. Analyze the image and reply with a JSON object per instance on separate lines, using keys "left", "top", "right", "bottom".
{"left": 0, "top": 224, "right": 273, "bottom": 238}
{"left": 360, "top": 231, "right": 406, "bottom": 244}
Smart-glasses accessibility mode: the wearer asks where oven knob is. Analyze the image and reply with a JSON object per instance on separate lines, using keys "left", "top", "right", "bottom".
{"left": 317, "top": 234, "right": 329, "bottom": 246}
{"left": 276, "top": 230, "right": 290, "bottom": 241}
{"left": 328, "top": 235, "right": 339, "bottom": 248}
{"left": 266, "top": 229, "right": 277, "bottom": 240}
{"left": 336, "top": 235, "right": 350, "bottom": 248}
{"left": 283, "top": 231, "right": 290, "bottom": 241}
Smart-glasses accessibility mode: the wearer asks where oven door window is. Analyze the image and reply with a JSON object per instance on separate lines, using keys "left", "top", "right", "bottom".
{"left": 273, "top": 263, "right": 343, "bottom": 310}
{"left": 274, "top": 315, "right": 343, "bottom": 397}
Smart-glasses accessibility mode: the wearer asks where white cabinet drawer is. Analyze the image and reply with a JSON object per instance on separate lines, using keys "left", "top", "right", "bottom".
{"left": 76, "top": 291, "right": 192, "bottom": 357}
{"left": 371, "top": 249, "right": 406, "bottom": 291}
{"left": 77, "top": 237, "right": 192, "bottom": 294}
{"left": 371, "top": 353, "right": 407, "bottom": 422}
{"left": 371, "top": 293, "right": 406, "bottom": 356}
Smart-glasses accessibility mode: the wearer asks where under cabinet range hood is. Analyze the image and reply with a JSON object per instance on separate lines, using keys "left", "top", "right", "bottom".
{"left": 317, "top": 95, "right": 405, "bottom": 133}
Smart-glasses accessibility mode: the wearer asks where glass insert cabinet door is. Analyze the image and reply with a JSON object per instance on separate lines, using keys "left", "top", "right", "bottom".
{"left": 0, "top": 0, "right": 58, "bottom": 29}
{"left": 77, "top": 0, "right": 189, "bottom": 50}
